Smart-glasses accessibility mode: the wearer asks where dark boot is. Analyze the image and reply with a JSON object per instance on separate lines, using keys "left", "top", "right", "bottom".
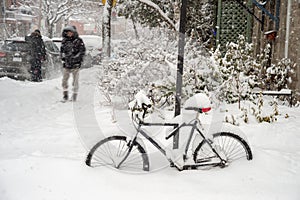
{"left": 63, "top": 91, "right": 68, "bottom": 101}
{"left": 72, "top": 93, "right": 77, "bottom": 102}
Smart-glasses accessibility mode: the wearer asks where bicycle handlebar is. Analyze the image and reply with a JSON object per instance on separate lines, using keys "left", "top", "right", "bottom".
{"left": 142, "top": 103, "right": 151, "bottom": 118}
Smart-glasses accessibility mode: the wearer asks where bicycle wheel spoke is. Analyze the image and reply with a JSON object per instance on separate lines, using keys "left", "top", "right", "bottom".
{"left": 227, "top": 147, "right": 247, "bottom": 161}
{"left": 194, "top": 132, "right": 252, "bottom": 167}
{"left": 86, "top": 136, "right": 149, "bottom": 172}
{"left": 225, "top": 139, "right": 246, "bottom": 161}
{"left": 117, "top": 140, "right": 127, "bottom": 157}
{"left": 98, "top": 143, "right": 117, "bottom": 164}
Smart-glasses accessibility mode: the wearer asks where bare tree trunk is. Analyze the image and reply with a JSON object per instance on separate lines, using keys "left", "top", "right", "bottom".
{"left": 38, "top": 0, "right": 42, "bottom": 30}
{"left": 45, "top": 19, "right": 51, "bottom": 37}
{"left": 48, "top": 24, "right": 54, "bottom": 38}
{"left": 132, "top": 18, "right": 139, "bottom": 40}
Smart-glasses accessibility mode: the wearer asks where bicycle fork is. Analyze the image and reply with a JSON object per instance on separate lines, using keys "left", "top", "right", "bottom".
{"left": 200, "top": 138, "right": 228, "bottom": 168}
{"left": 192, "top": 124, "right": 228, "bottom": 168}
{"left": 115, "top": 136, "right": 137, "bottom": 169}
{"left": 182, "top": 140, "right": 228, "bottom": 170}
{"left": 209, "top": 144, "right": 228, "bottom": 168}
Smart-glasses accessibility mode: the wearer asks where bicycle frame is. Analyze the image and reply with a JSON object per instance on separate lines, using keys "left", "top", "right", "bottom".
{"left": 117, "top": 114, "right": 227, "bottom": 170}
{"left": 138, "top": 120, "right": 200, "bottom": 157}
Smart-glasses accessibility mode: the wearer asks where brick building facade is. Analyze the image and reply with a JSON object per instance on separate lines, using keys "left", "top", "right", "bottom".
{"left": 0, "top": 0, "right": 35, "bottom": 39}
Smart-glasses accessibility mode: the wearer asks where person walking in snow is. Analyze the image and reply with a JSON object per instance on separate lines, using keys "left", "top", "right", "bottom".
{"left": 25, "top": 29, "right": 46, "bottom": 82}
{"left": 60, "top": 26, "right": 86, "bottom": 102}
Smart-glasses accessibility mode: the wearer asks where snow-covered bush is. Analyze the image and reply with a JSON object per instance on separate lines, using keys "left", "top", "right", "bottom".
{"left": 250, "top": 94, "right": 279, "bottom": 123}
{"left": 257, "top": 43, "right": 271, "bottom": 74}
{"left": 98, "top": 28, "right": 219, "bottom": 109}
{"left": 98, "top": 28, "right": 294, "bottom": 125}
{"left": 149, "top": 37, "right": 222, "bottom": 109}
{"left": 265, "top": 58, "right": 295, "bottom": 91}
{"left": 257, "top": 43, "right": 296, "bottom": 92}
{"left": 98, "top": 28, "right": 176, "bottom": 107}
{"left": 213, "top": 35, "right": 260, "bottom": 107}
{"left": 223, "top": 97, "right": 281, "bottom": 125}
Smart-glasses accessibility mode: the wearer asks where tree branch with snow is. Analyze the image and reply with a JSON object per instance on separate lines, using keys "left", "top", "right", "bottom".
{"left": 137, "top": 0, "right": 176, "bottom": 30}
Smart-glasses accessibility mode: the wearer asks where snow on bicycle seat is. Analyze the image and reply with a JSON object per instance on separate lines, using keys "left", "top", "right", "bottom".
{"left": 183, "top": 93, "right": 211, "bottom": 113}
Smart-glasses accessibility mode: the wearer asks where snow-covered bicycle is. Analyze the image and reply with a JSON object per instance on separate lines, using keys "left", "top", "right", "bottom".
{"left": 85, "top": 92, "right": 253, "bottom": 172}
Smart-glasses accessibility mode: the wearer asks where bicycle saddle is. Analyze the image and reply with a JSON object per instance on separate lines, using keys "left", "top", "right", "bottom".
{"left": 184, "top": 107, "right": 211, "bottom": 113}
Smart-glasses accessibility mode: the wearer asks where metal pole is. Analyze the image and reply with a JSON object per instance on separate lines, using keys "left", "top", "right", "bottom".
{"left": 285, "top": 0, "right": 291, "bottom": 58}
{"left": 174, "top": 0, "right": 187, "bottom": 149}
{"left": 38, "top": 0, "right": 42, "bottom": 30}
{"left": 216, "top": 0, "right": 222, "bottom": 47}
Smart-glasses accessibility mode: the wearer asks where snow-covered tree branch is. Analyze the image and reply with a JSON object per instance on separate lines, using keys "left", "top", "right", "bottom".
{"left": 137, "top": 0, "right": 176, "bottom": 30}
{"left": 42, "top": 0, "right": 83, "bottom": 37}
{"left": 118, "top": 0, "right": 216, "bottom": 48}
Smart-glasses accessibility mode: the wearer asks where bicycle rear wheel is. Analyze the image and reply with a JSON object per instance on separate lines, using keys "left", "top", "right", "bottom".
{"left": 86, "top": 136, "right": 149, "bottom": 172}
{"left": 193, "top": 132, "right": 252, "bottom": 166}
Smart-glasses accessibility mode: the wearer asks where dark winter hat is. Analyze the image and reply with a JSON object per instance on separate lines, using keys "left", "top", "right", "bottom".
{"left": 63, "top": 26, "right": 76, "bottom": 33}
{"left": 34, "top": 29, "right": 41, "bottom": 34}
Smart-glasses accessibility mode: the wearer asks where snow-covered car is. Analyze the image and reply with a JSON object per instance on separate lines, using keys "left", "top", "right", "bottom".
{"left": 0, "top": 36, "right": 61, "bottom": 80}
{"left": 51, "top": 37, "right": 62, "bottom": 49}
{"left": 80, "top": 35, "right": 102, "bottom": 65}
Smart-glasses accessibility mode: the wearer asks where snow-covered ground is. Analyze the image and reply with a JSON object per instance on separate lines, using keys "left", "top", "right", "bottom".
{"left": 0, "top": 66, "right": 300, "bottom": 200}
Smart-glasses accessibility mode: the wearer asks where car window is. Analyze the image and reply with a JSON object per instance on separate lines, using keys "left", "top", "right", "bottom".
{"left": 2, "top": 41, "right": 31, "bottom": 52}
{"left": 44, "top": 41, "right": 59, "bottom": 53}
{"left": 52, "top": 43, "right": 59, "bottom": 52}
{"left": 53, "top": 41, "right": 61, "bottom": 49}
{"left": 44, "top": 41, "right": 53, "bottom": 51}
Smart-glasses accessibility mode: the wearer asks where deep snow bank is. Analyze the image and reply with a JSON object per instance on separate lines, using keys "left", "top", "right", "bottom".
{"left": 0, "top": 68, "right": 300, "bottom": 200}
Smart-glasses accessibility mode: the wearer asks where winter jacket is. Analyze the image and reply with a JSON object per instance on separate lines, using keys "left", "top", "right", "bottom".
{"left": 60, "top": 26, "right": 86, "bottom": 69}
{"left": 25, "top": 32, "right": 46, "bottom": 66}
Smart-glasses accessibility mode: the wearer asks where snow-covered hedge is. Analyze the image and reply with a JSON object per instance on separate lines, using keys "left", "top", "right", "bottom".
{"left": 98, "top": 28, "right": 218, "bottom": 108}
{"left": 98, "top": 28, "right": 295, "bottom": 123}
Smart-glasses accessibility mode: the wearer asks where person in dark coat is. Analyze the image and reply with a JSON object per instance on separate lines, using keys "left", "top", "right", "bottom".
{"left": 60, "top": 26, "right": 86, "bottom": 101}
{"left": 25, "top": 29, "right": 46, "bottom": 82}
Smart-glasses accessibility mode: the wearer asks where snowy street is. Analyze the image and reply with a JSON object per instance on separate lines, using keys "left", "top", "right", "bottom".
{"left": 0, "top": 66, "right": 300, "bottom": 200}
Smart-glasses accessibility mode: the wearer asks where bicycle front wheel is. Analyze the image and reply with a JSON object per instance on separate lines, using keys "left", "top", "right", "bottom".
{"left": 86, "top": 136, "right": 149, "bottom": 172}
{"left": 193, "top": 132, "right": 253, "bottom": 166}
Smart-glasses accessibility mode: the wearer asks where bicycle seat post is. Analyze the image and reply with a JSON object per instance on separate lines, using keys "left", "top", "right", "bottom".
{"left": 196, "top": 111, "right": 200, "bottom": 119}
{"left": 195, "top": 111, "right": 205, "bottom": 131}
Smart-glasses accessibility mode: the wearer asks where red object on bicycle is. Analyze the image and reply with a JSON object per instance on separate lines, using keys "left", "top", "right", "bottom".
{"left": 201, "top": 107, "right": 211, "bottom": 113}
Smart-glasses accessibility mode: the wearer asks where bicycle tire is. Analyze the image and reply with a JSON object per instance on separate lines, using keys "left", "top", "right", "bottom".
{"left": 193, "top": 132, "right": 253, "bottom": 166}
{"left": 86, "top": 136, "right": 150, "bottom": 172}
